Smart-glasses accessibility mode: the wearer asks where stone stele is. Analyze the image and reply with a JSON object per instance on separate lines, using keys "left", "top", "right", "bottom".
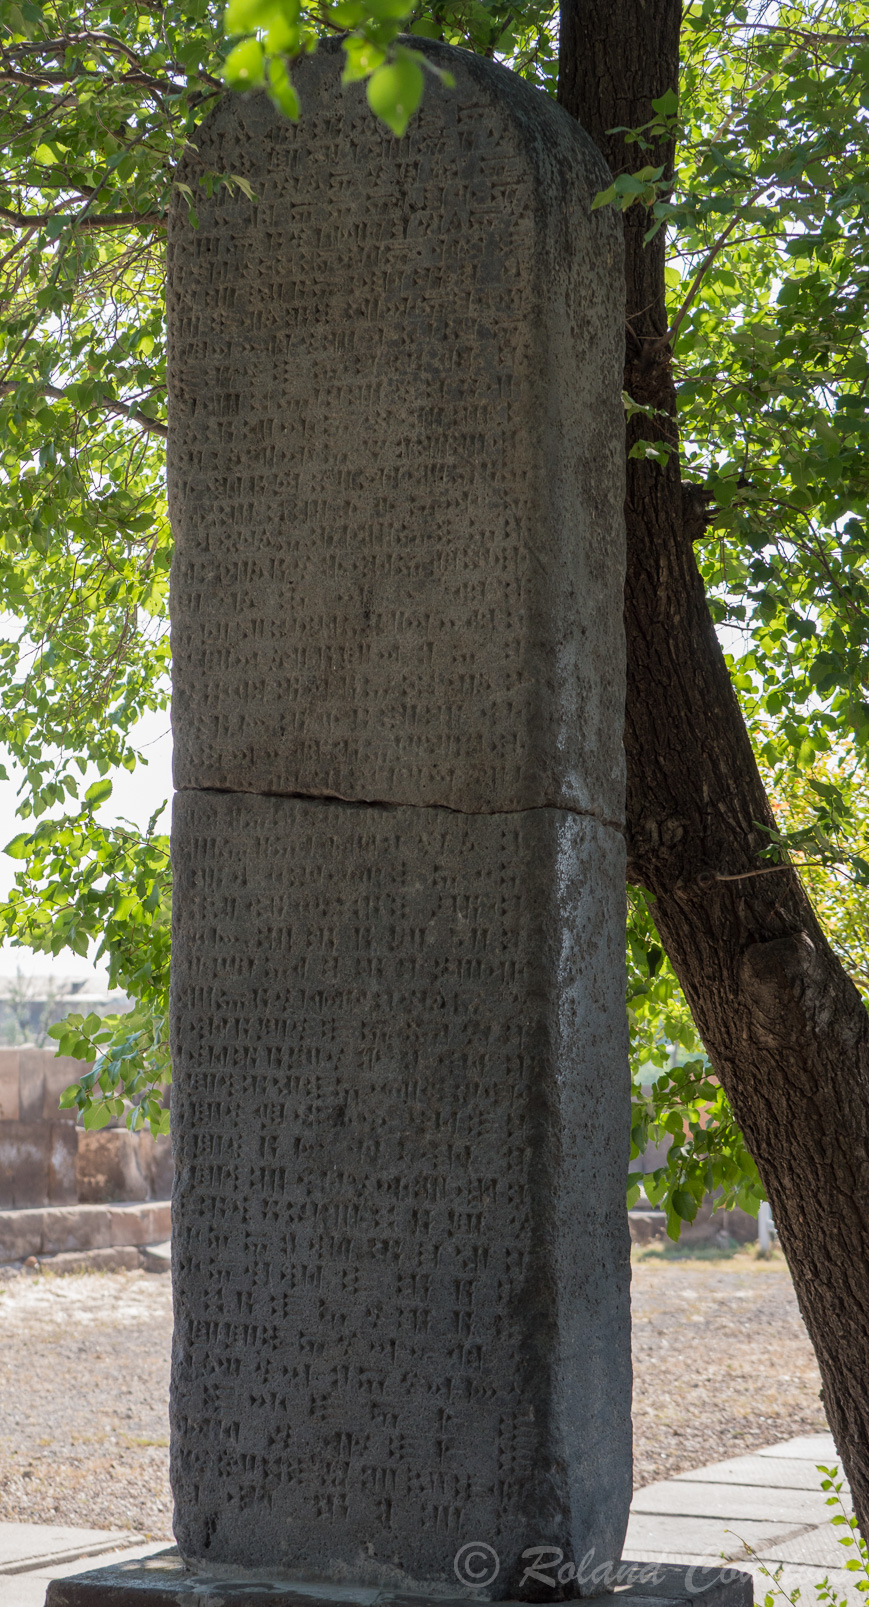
{"left": 46, "top": 34, "right": 737, "bottom": 1607}
{"left": 167, "top": 35, "right": 632, "bottom": 1596}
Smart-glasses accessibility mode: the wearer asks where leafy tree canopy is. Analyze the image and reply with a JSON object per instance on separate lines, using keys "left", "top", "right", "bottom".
{"left": 0, "top": 0, "right": 867, "bottom": 1225}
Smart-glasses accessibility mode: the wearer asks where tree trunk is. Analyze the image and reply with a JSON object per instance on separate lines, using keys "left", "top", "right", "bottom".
{"left": 559, "top": 0, "right": 869, "bottom": 1537}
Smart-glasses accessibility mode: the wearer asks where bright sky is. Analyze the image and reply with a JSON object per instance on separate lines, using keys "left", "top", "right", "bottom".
{"left": 0, "top": 705, "right": 173, "bottom": 986}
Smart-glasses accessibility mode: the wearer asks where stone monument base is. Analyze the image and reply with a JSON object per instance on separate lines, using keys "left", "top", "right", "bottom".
{"left": 44, "top": 1549, "right": 753, "bottom": 1607}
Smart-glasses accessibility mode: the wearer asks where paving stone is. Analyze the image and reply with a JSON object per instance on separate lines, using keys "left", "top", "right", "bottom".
{"left": 106, "top": 1203, "right": 171, "bottom": 1248}
{"left": 0, "top": 1522, "right": 145, "bottom": 1573}
{"left": 624, "top": 1511, "right": 808, "bottom": 1563}
{"left": 2, "top": 1543, "right": 166, "bottom": 1607}
{"left": 632, "top": 1479, "right": 833, "bottom": 1526}
{"left": 758, "top": 1434, "right": 838, "bottom": 1461}
{"left": 674, "top": 1454, "right": 849, "bottom": 1494}
{"left": 36, "top": 1246, "right": 145, "bottom": 1275}
{"left": 139, "top": 1241, "right": 171, "bottom": 1274}
{"left": 756, "top": 1519, "right": 859, "bottom": 1567}
{"left": 744, "top": 1561, "right": 866, "bottom": 1607}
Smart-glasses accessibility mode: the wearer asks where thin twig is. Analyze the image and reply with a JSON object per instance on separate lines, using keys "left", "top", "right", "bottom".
{"left": 707, "top": 860, "right": 844, "bottom": 885}
{"left": 710, "top": 49, "right": 801, "bottom": 141}
{"left": 0, "top": 207, "right": 165, "bottom": 231}
{"left": 0, "top": 380, "right": 167, "bottom": 437}
{"left": 711, "top": 865, "right": 794, "bottom": 882}
{"left": 663, "top": 184, "right": 769, "bottom": 349}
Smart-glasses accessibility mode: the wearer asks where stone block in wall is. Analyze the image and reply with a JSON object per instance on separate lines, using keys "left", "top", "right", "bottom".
{"left": 0, "top": 1121, "right": 50, "bottom": 1207}
{"left": 48, "top": 1121, "right": 79, "bottom": 1205}
{"left": 39, "top": 1204, "right": 114, "bottom": 1256}
{"left": 0, "top": 1200, "right": 173, "bottom": 1262}
{"left": 0, "top": 1049, "right": 19, "bottom": 1122}
{"left": 108, "top": 1200, "right": 171, "bottom": 1245}
{"left": 0, "top": 1205, "right": 45, "bottom": 1261}
{"left": 18, "top": 1049, "right": 46, "bottom": 1122}
{"left": 628, "top": 1210, "right": 667, "bottom": 1245}
{"left": 726, "top": 1205, "right": 761, "bottom": 1243}
{"left": 42, "top": 1053, "right": 87, "bottom": 1121}
{"left": 0, "top": 1118, "right": 13, "bottom": 1207}
{"left": 138, "top": 1131, "right": 174, "bottom": 1200}
{"left": 76, "top": 1128, "right": 149, "bottom": 1204}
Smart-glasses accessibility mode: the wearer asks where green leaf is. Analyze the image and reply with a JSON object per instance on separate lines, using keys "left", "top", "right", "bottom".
{"left": 671, "top": 1187, "right": 699, "bottom": 1222}
{"left": 230, "top": 175, "right": 257, "bottom": 201}
{"left": 651, "top": 87, "right": 678, "bottom": 116}
{"left": 84, "top": 778, "right": 113, "bottom": 808}
{"left": 342, "top": 36, "right": 385, "bottom": 82}
{"left": 268, "top": 56, "right": 301, "bottom": 118}
{"left": 592, "top": 183, "right": 617, "bottom": 211}
{"left": 83, "top": 1102, "right": 114, "bottom": 1131}
{"left": 4, "top": 833, "right": 32, "bottom": 860}
{"left": 225, "top": 0, "right": 277, "bottom": 27}
{"left": 366, "top": 55, "right": 424, "bottom": 136}
{"left": 224, "top": 37, "right": 266, "bottom": 86}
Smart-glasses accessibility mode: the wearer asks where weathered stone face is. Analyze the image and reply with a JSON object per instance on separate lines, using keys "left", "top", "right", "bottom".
{"left": 170, "top": 790, "right": 630, "bottom": 1585}
{"left": 168, "top": 38, "right": 630, "bottom": 1598}
{"left": 167, "top": 42, "right": 625, "bottom": 822}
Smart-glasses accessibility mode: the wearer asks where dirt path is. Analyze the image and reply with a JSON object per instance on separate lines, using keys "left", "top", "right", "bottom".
{"left": 0, "top": 1246, "right": 829, "bottom": 1535}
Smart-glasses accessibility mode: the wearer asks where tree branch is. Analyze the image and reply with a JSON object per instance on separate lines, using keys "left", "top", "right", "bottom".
{"left": 0, "top": 31, "right": 222, "bottom": 90}
{"left": 0, "top": 380, "right": 167, "bottom": 437}
{"left": 0, "top": 67, "right": 171, "bottom": 90}
{"left": 0, "top": 207, "right": 165, "bottom": 231}
{"left": 663, "top": 185, "right": 767, "bottom": 348}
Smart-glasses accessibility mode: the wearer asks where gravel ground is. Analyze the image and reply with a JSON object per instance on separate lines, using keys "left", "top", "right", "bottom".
{"left": 0, "top": 1245, "right": 828, "bottom": 1536}
{"left": 631, "top": 1243, "right": 828, "bottom": 1487}
{"left": 0, "top": 1268, "right": 174, "bottom": 1537}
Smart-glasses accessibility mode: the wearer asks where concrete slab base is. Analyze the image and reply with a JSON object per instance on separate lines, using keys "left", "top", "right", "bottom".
{"left": 44, "top": 1551, "right": 753, "bottom": 1607}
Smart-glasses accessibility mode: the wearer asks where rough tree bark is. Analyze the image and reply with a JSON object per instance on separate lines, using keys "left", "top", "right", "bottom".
{"left": 558, "top": 0, "right": 869, "bottom": 1534}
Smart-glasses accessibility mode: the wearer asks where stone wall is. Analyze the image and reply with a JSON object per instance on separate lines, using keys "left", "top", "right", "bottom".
{"left": 0, "top": 1047, "right": 172, "bottom": 1209}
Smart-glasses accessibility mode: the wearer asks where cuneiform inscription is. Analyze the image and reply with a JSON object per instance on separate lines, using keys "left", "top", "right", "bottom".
{"left": 169, "top": 788, "right": 630, "bottom": 1579}
{"left": 167, "top": 42, "right": 625, "bottom": 817}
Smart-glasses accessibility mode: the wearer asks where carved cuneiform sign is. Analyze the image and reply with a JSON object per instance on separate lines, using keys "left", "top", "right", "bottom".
{"left": 167, "top": 37, "right": 630, "bottom": 1595}
{"left": 170, "top": 793, "right": 631, "bottom": 1582}
{"left": 167, "top": 43, "right": 625, "bottom": 820}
